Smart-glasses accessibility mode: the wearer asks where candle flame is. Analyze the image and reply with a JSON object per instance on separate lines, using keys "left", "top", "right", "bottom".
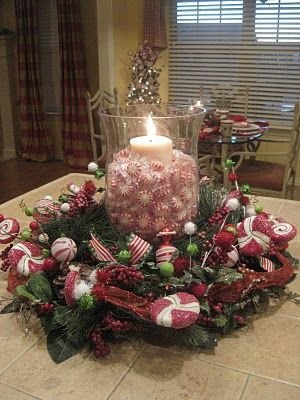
{"left": 146, "top": 114, "right": 156, "bottom": 138}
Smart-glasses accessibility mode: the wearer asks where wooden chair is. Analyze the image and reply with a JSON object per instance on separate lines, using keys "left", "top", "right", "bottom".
{"left": 86, "top": 88, "right": 118, "bottom": 168}
{"left": 230, "top": 102, "right": 300, "bottom": 199}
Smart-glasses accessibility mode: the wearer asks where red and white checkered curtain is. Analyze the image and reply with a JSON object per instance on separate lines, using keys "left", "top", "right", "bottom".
{"left": 15, "top": 0, "right": 54, "bottom": 162}
{"left": 144, "top": 0, "right": 167, "bottom": 50}
{"left": 57, "top": 0, "right": 92, "bottom": 168}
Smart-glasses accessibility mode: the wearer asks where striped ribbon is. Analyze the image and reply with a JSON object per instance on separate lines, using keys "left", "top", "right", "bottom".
{"left": 127, "top": 233, "right": 152, "bottom": 265}
{"left": 259, "top": 256, "right": 275, "bottom": 272}
{"left": 89, "top": 231, "right": 116, "bottom": 262}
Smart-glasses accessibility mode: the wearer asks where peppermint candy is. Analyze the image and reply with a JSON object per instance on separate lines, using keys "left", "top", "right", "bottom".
{"left": 51, "top": 237, "right": 77, "bottom": 262}
{"left": 271, "top": 222, "right": 297, "bottom": 243}
{"left": 8, "top": 242, "right": 44, "bottom": 276}
{"left": 237, "top": 215, "right": 271, "bottom": 256}
{"left": 150, "top": 293, "right": 200, "bottom": 329}
{"left": 0, "top": 218, "right": 20, "bottom": 244}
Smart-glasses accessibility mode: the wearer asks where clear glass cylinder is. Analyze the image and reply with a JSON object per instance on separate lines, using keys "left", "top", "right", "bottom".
{"left": 98, "top": 104, "right": 205, "bottom": 241}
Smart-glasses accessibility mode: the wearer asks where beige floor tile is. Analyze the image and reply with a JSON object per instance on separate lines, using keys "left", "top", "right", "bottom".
{"left": 277, "top": 273, "right": 300, "bottom": 319}
{"left": 0, "top": 382, "right": 42, "bottom": 400}
{"left": 109, "top": 347, "right": 247, "bottom": 400}
{"left": 196, "top": 314, "right": 300, "bottom": 385}
{"left": 0, "top": 337, "right": 141, "bottom": 400}
{"left": 242, "top": 376, "right": 300, "bottom": 400}
{"left": 257, "top": 196, "right": 284, "bottom": 215}
{"left": 0, "top": 313, "right": 41, "bottom": 375}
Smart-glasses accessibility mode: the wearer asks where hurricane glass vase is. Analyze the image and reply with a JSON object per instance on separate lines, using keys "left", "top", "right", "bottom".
{"left": 98, "top": 104, "right": 205, "bottom": 241}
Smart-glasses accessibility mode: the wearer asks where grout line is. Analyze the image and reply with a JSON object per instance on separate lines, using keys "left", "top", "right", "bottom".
{"left": 238, "top": 375, "right": 250, "bottom": 400}
{"left": 0, "top": 336, "right": 43, "bottom": 377}
{"left": 195, "top": 357, "right": 300, "bottom": 389}
{"left": 105, "top": 346, "right": 145, "bottom": 400}
{"left": 0, "top": 380, "right": 43, "bottom": 400}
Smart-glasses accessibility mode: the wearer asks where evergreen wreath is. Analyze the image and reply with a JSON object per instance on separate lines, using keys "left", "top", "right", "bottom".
{"left": 0, "top": 162, "right": 298, "bottom": 363}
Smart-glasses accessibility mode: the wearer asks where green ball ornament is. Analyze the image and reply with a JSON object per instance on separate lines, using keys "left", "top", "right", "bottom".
{"left": 79, "top": 294, "right": 95, "bottom": 310}
{"left": 117, "top": 249, "right": 131, "bottom": 264}
{"left": 225, "top": 159, "right": 235, "bottom": 168}
{"left": 255, "top": 204, "right": 263, "bottom": 214}
{"left": 159, "top": 262, "right": 174, "bottom": 278}
{"left": 95, "top": 170, "right": 105, "bottom": 180}
{"left": 59, "top": 194, "right": 68, "bottom": 203}
{"left": 42, "top": 248, "right": 51, "bottom": 258}
{"left": 25, "top": 207, "right": 34, "bottom": 217}
{"left": 187, "top": 243, "right": 199, "bottom": 256}
{"left": 225, "top": 226, "right": 237, "bottom": 235}
{"left": 241, "top": 184, "right": 251, "bottom": 194}
{"left": 21, "top": 229, "right": 31, "bottom": 240}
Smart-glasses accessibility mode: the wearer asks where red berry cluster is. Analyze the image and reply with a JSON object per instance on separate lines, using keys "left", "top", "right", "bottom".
{"left": 74, "top": 192, "right": 88, "bottom": 209}
{"left": 197, "top": 313, "right": 214, "bottom": 327}
{"left": 209, "top": 206, "right": 229, "bottom": 225}
{"left": 207, "top": 248, "right": 229, "bottom": 266}
{"left": 82, "top": 180, "right": 97, "bottom": 197}
{"left": 0, "top": 244, "right": 13, "bottom": 272}
{"left": 87, "top": 329, "right": 111, "bottom": 358}
{"left": 99, "top": 265, "right": 144, "bottom": 287}
{"left": 173, "top": 256, "right": 190, "bottom": 276}
{"left": 103, "top": 312, "right": 135, "bottom": 332}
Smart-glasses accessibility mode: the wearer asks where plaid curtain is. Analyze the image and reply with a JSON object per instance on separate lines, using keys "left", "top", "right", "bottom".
{"left": 57, "top": 0, "right": 92, "bottom": 168}
{"left": 144, "top": 0, "right": 167, "bottom": 50}
{"left": 15, "top": 0, "right": 54, "bottom": 162}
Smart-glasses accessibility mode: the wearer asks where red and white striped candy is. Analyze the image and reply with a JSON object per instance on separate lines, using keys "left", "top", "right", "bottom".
{"left": 0, "top": 218, "right": 20, "bottom": 244}
{"left": 237, "top": 215, "right": 271, "bottom": 257}
{"left": 64, "top": 271, "right": 79, "bottom": 306}
{"left": 150, "top": 292, "right": 200, "bottom": 329}
{"left": 51, "top": 237, "right": 77, "bottom": 262}
{"left": 225, "top": 247, "right": 239, "bottom": 267}
{"left": 259, "top": 256, "right": 275, "bottom": 272}
{"left": 156, "top": 244, "right": 177, "bottom": 267}
{"left": 8, "top": 241, "right": 44, "bottom": 276}
{"left": 271, "top": 222, "right": 297, "bottom": 243}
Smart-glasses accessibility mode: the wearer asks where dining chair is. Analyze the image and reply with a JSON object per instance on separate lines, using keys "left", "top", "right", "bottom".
{"left": 230, "top": 102, "right": 300, "bottom": 199}
{"left": 86, "top": 88, "right": 118, "bottom": 167}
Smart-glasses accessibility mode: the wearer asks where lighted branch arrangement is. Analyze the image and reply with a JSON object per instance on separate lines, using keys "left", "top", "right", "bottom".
{"left": 0, "top": 160, "right": 298, "bottom": 363}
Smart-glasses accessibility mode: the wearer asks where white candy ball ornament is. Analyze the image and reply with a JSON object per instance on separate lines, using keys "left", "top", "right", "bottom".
{"left": 150, "top": 292, "right": 200, "bottom": 329}
{"left": 8, "top": 241, "right": 45, "bottom": 276}
{"left": 60, "top": 203, "right": 70, "bottom": 213}
{"left": 0, "top": 218, "right": 20, "bottom": 244}
{"left": 88, "top": 162, "right": 99, "bottom": 173}
{"left": 51, "top": 237, "right": 77, "bottom": 262}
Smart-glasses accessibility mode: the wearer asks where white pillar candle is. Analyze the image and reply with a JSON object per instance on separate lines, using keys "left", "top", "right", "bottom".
{"left": 129, "top": 115, "right": 173, "bottom": 167}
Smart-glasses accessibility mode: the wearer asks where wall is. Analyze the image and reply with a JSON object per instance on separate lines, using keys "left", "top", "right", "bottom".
{"left": 112, "top": 0, "right": 168, "bottom": 104}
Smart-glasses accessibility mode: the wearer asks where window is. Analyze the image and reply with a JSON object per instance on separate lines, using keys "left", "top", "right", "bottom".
{"left": 169, "top": 0, "right": 300, "bottom": 127}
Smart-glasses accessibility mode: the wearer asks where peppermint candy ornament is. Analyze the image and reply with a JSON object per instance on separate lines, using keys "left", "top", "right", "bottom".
{"left": 51, "top": 237, "right": 77, "bottom": 262}
{"left": 271, "top": 222, "right": 297, "bottom": 243}
{"left": 150, "top": 292, "right": 200, "bottom": 329}
{"left": 237, "top": 215, "right": 272, "bottom": 257}
{"left": 8, "top": 241, "right": 44, "bottom": 276}
{"left": 0, "top": 218, "right": 20, "bottom": 244}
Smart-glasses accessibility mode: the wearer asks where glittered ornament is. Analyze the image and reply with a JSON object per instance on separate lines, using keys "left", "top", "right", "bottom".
{"left": 214, "top": 231, "right": 235, "bottom": 250}
{"left": 51, "top": 237, "right": 77, "bottom": 262}
{"left": 64, "top": 270, "right": 79, "bottom": 306}
{"left": 88, "top": 162, "right": 99, "bottom": 173}
{"left": 187, "top": 243, "right": 198, "bottom": 256}
{"left": 271, "top": 222, "right": 297, "bottom": 243}
{"left": 0, "top": 218, "right": 20, "bottom": 244}
{"left": 173, "top": 256, "right": 190, "bottom": 276}
{"left": 189, "top": 282, "right": 208, "bottom": 298}
{"left": 159, "top": 261, "right": 175, "bottom": 278}
{"left": 237, "top": 215, "right": 271, "bottom": 256}
{"left": 224, "top": 247, "right": 239, "bottom": 267}
{"left": 8, "top": 241, "right": 45, "bottom": 276}
{"left": 150, "top": 292, "right": 200, "bottom": 329}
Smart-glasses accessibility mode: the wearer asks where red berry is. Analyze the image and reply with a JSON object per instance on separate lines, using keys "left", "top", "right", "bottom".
{"left": 43, "top": 257, "right": 57, "bottom": 271}
{"left": 189, "top": 282, "right": 207, "bottom": 298}
{"left": 29, "top": 221, "right": 39, "bottom": 231}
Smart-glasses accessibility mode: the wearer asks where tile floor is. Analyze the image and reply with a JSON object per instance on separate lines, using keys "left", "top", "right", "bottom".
{"left": 0, "top": 174, "right": 299, "bottom": 400}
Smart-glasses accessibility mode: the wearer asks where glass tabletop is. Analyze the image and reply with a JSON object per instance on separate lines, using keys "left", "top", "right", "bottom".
{"left": 199, "top": 126, "right": 268, "bottom": 145}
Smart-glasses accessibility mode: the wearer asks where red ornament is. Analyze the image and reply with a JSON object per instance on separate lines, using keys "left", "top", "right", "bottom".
{"left": 189, "top": 282, "right": 208, "bottom": 298}
{"left": 215, "top": 231, "right": 235, "bottom": 250}
{"left": 156, "top": 228, "right": 177, "bottom": 267}
{"left": 0, "top": 214, "right": 5, "bottom": 222}
{"left": 228, "top": 172, "right": 237, "bottom": 182}
{"left": 82, "top": 180, "right": 97, "bottom": 197}
{"left": 6, "top": 268, "right": 28, "bottom": 293}
{"left": 238, "top": 215, "right": 271, "bottom": 256}
{"left": 29, "top": 221, "right": 39, "bottom": 231}
{"left": 43, "top": 257, "right": 57, "bottom": 271}
{"left": 0, "top": 218, "right": 20, "bottom": 244}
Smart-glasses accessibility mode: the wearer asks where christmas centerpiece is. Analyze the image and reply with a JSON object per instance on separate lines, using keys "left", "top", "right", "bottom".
{"left": 0, "top": 106, "right": 298, "bottom": 364}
